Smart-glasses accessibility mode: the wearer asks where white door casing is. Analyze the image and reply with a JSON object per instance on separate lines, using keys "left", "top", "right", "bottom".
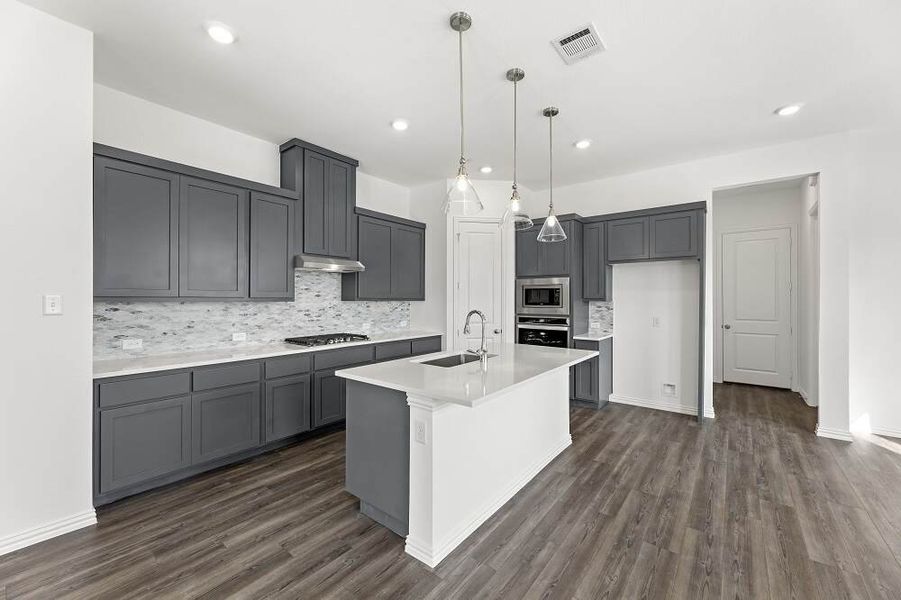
{"left": 722, "top": 227, "right": 793, "bottom": 388}
{"left": 452, "top": 219, "right": 504, "bottom": 353}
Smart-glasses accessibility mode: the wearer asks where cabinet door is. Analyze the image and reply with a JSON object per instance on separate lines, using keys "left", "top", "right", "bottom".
{"left": 99, "top": 396, "right": 191, "bottom": 493}
{"left": 313, "top": 370, "right": 346, "bottom": 428}
{"left": 94, "top": 158, "right": 179, "bottom": 297}
{"left": 179, "top": 177, "right": 249, "bottom": 297}
{"left": 265, "top": 374, "right": 311, "bottom": 442}
{"left": 607, "top": 217, "right": 650, "bottom": 262}
{"left": 572, "top": 358, "right": 599, "bottom": 402}
{"left": 650, "top": 211, "right": 698, "bottom": 259}
{"left": 515, "top": 228, "right": 540, "bottom": 276}
{"left": 390, "top": 224, "right": 425, "bottom": 299}
{"left": 191, "top": 383, "right": 261, "bottom": 463}
{"left": 356, "top": 216, "right": 392, "bottom": 299}
{"left": 538, "top": 220, "right": 571, "bottom": 275}
{"left": 303, "top": 150, "right": 329, "bottom": 255}
{"left": 250, "top": 192, "right": 295, "bottom": 299}
{"left": 582, "top": 222, "right": 608, "bottom": 299}
{"left": 328, "top": 159, "right": 355, "bottom": 258}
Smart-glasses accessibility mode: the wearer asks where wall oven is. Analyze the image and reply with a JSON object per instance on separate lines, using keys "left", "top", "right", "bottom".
{"left": 515, "top": 277, "right": 570, "bottom": 316}
{"left": 516, "top": 316, "right": 570, "bottom": 348}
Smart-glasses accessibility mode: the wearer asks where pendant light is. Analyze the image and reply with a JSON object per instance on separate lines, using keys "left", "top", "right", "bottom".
{"left": 443, "top": 12, "right": 483, "bottom": 215}
{"left": 537, "top": 107, "right": 566, "bottom": 242}
{"left": 501, "top": 68, "right": 533, "bottom": 230}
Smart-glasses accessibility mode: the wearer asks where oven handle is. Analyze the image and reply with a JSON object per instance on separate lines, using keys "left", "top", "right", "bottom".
{"left": 516, "top": 324, "right": 570, "bottom": 332}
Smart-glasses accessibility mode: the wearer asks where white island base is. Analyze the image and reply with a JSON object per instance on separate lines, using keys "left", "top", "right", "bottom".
{"left": 337, "top": 344, "right": 596, "bottom": 568}
{"left": 404, "top": 368, "right": 571, "bottom": 567}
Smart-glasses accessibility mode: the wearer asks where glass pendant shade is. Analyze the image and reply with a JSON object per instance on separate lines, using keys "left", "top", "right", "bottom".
{"left": 504, "top": 187, "right": 533, "bottom": 230}
{"left": 445, "top": 161, "right": 483, "bottom": 215}
{"left": 537, "top": 207, "right": 566, "bottom": 242}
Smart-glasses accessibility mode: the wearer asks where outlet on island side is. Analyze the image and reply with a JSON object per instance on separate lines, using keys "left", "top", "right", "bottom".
{"left": 414, "top": 420, "right": 427, "bottom": 444}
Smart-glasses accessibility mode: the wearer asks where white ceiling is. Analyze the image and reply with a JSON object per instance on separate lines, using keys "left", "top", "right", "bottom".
{"left": 22, "top": 0, "right": 901, "bottom": 189}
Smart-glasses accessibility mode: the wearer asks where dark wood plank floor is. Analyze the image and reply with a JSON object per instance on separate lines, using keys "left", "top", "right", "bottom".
{"left": 3, "top": 384, "right": 901, "bottom": 599}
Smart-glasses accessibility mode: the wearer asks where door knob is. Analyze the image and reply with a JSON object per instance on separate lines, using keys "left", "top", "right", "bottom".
{"left": 723, "top": 324, "right": 732, "bottom": 330}
{"left": 494, "top": 329, "right": 502, "bottom": 334}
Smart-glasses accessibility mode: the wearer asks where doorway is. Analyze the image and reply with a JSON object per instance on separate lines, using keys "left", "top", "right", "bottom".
{"left": 713, "top": 176, "right": 818, "bottom": 405}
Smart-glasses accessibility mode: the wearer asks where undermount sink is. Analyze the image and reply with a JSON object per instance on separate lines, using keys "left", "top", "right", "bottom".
{"left": 421, "top": 353, "right": 497, "bottom": 368}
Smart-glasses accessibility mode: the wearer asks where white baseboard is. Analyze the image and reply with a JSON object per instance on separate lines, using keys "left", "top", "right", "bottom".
{"left": 610, "top": 393, "right": 715, "bottom": 419}
{"left": 405, "top": 435, "right": 572, "bottom": 569}
{"left": 798, "top": 388, "right": 818, "bottom": 407}
{"left": 0, "top": 510, "right": 96, "bottom": 556}
{"left": 815, "top": 424, "right": 853, "bottom": 442}
{"left": 869, "top": 425, "right": 901, "bottom": 440}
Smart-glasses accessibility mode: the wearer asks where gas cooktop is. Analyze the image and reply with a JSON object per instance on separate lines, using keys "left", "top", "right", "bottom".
{"left": 284, "top": 333, "right": 370, "bottom": 347}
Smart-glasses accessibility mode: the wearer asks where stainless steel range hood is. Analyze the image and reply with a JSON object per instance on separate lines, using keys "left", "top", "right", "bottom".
{"left": 293, "top": 254, "right": 365, "bottom": 273}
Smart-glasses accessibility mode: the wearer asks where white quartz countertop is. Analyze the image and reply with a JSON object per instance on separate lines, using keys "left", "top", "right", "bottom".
{"left": 336, "top": 343, "right": 597, "bottom": 407}
{"left": 93, "top": 330, "right": 442, "bottom": 379}
{"left": 572, "top": 331, "right": 614, "bottom": 342}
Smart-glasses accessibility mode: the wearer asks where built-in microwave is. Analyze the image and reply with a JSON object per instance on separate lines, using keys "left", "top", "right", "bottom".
{"left": 515, "top": 277, "right": 570, "bottom": 316}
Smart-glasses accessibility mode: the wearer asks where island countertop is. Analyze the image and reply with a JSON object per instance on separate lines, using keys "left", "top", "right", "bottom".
{"left": 336, "top": 343, "right": 597, "bottom": 407}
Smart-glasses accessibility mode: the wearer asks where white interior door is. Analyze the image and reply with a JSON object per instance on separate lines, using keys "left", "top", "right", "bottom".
{"left": 722, "top": 228, "right": 792, "bottom": 388}
{"left": 454, "top": 221, "right": 503, "bottom": 353}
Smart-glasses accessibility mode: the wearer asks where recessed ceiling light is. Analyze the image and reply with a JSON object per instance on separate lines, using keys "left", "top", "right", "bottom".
{"left": 391, "top": 119, "right": 409, "bottom": 131}
{"left": 480, "top": 166, "right": 493, "bottom": 174}
{"left": 574, "top": 139, "right": 592, "bottom": 150}
{"left": 206, "top": 22, "right": 236, "bottom": 44}
{"left": 774, "top": 103, "right": 803, "bottom": 117}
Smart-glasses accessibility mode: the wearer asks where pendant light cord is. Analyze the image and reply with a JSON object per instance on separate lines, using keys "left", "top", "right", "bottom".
{"left": 548, "top": 112, "right": 554, "bottom": 210}
{"left": 512, "top": 79, "right": 517, "bottom": 188}
{"left": 458, "top": 29, "right": 465, "bottom": 163}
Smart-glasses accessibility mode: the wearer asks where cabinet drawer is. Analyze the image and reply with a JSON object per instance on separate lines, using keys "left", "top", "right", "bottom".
{"left": 574, "top": 339, "right": 599, "bottom": 351}
{"left": 374, "top": 340, "right": 412, "bottom": 361}
{"left": 99, "top": 372, "right": 191, "bottom": 408}
{"left": 411, "top": 336, "right": 442, "bottom": 355}
{"left": 314, "top": 345, "right": 373, "bottom": 370}
{"left": 265, "top": 354, "right": 312, "bottom": 379}
{"left": 193, "top": 362, "right": 260, "bottom": 391}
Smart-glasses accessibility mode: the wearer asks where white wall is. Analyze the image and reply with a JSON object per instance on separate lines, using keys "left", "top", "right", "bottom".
{"left": 0, "top": 0, "right": 95, "bottom": 554}
{"left": 529, "top": 132, "right": 853, "bottom": 435}
{"left": 94, "top": 84, "right": 411, "bottom": 219}
{"left": 712, "top": 182, "right": 804, "bottom": 387}
{"left": 409, "top": 181, "right": 450, "bottom": 335}
{"left": 611, "top": 262, "right": 702, "bottom": 416}
{"left": 799, "top": 177, "right": 820, "bottom": 407}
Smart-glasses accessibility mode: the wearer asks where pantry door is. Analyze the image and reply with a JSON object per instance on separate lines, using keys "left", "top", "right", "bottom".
{"left": 452, "top": 219, "right": 505, "bottom": 353}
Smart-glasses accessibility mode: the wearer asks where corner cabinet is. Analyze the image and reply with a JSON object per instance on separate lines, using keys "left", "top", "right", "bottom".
{"left": 342, "top": 209, "right": 426, "bottom": 301}
{"left": 279, "top": 139, "right": 359, "bottom": 260}
{"left": 93, "top": 145, "right": 298, "bottom": 300}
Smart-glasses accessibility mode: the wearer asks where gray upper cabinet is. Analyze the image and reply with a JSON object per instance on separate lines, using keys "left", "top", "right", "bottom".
{"left": 179, "top": 177, "right": 249, "bottom": 298}
{"left": 582, "top": 222, "right": 611, "bottom": 301}
{"left": 94, "top": 157, "right": 179, "bottom": 297}
{"left": 515, "top": 219, "right": 574, "bottom": 277}
{"left": 607, "top": 216, "right": 650, "bottom": 262}
{"left": 342, "top": 209, "right": 426, "bottom": 301}
{"left": 650, "top": 210, "right": 698, "bottom": 259}
{"left": 250, "top": 192, "right": 295, "bottom": 299}
{"left": 93, "top": 145, "right": 299, "bottom": 300}
{"left": 280, "top": 139, "right": 360, "bottom": 260}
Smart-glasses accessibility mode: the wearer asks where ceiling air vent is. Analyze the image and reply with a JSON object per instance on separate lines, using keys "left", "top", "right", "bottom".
{"left": 551, "top": 23, "right": 605, "bottom": 65}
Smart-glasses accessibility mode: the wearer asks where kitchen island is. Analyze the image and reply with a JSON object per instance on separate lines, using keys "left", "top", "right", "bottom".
{"left": 336, "top": 343, "right": 597, "bottom": 568}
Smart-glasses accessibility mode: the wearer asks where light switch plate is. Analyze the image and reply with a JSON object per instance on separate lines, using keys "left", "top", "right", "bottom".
{"left": 42, "top": 294, "right": 62, "bottom": 315}
{"left": 122, "top": 339, "right": 143, "bottom": 350}
{"left": 232, "top": 332, "right": 247, "bottom": 342}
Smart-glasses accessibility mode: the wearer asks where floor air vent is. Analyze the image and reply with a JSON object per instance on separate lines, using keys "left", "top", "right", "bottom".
{"left": 551, "top": 23, "right": 605, "bottom": 65}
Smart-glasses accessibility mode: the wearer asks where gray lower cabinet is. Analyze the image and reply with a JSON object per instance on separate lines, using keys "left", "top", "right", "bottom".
{"left": 99, "top": 395, "right": 191, "bottom": 493}
{"left": 582, "top": 222, "right": 611, "bottom": 300}
{"left": 250, "top": 192, "right": 295, "bottom": 299}
{"left": 313, "top": 370, "right": 346, "bottom": 428}
{"left": 265, "top": 374, "right": 312, "bottom": 442}
{"left": 94, "top": 157, "right": 179, "bottom": 297}
{"left": 191, "top": 383, "right": 261, "bottom": 463}
{"left": 570, "top": 338, "right": 613, "bottom": 408}
{"left": 607, "top": 217, "right": 650, "bottom": 262}
{"left": 343, "top": 209, "right": 426, "bottom": 301}
{"left": 179, "top": 177, "right": 249, "bottom": 298}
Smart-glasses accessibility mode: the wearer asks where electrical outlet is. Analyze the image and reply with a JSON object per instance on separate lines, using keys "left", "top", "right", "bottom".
{"left": 652, "top": 316, "right": 661, "bottom": 328}
{"left": 662, "top": 383, "right": 677, "bottom": 397}
{"left": 122, "top": 338, "right": 143, "bottom": 350}
{"left": 590, "top": 321, "right": 600, "bottom": 329}
{"left": 232, "top": 332, "right": 247, "bottom": 342}
{"left": 414, "top": 420, "right": 427, "bottom": 444}
{"left": 42, "top": 294, "right": 63, "bottom": 315}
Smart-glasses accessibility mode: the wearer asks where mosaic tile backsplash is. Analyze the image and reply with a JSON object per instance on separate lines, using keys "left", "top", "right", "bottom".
{"left": 588, "top": 301, "right": 614, "bottom": 334}
{"left": 94, "top": 271, "right": 411, "bottom": 358}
